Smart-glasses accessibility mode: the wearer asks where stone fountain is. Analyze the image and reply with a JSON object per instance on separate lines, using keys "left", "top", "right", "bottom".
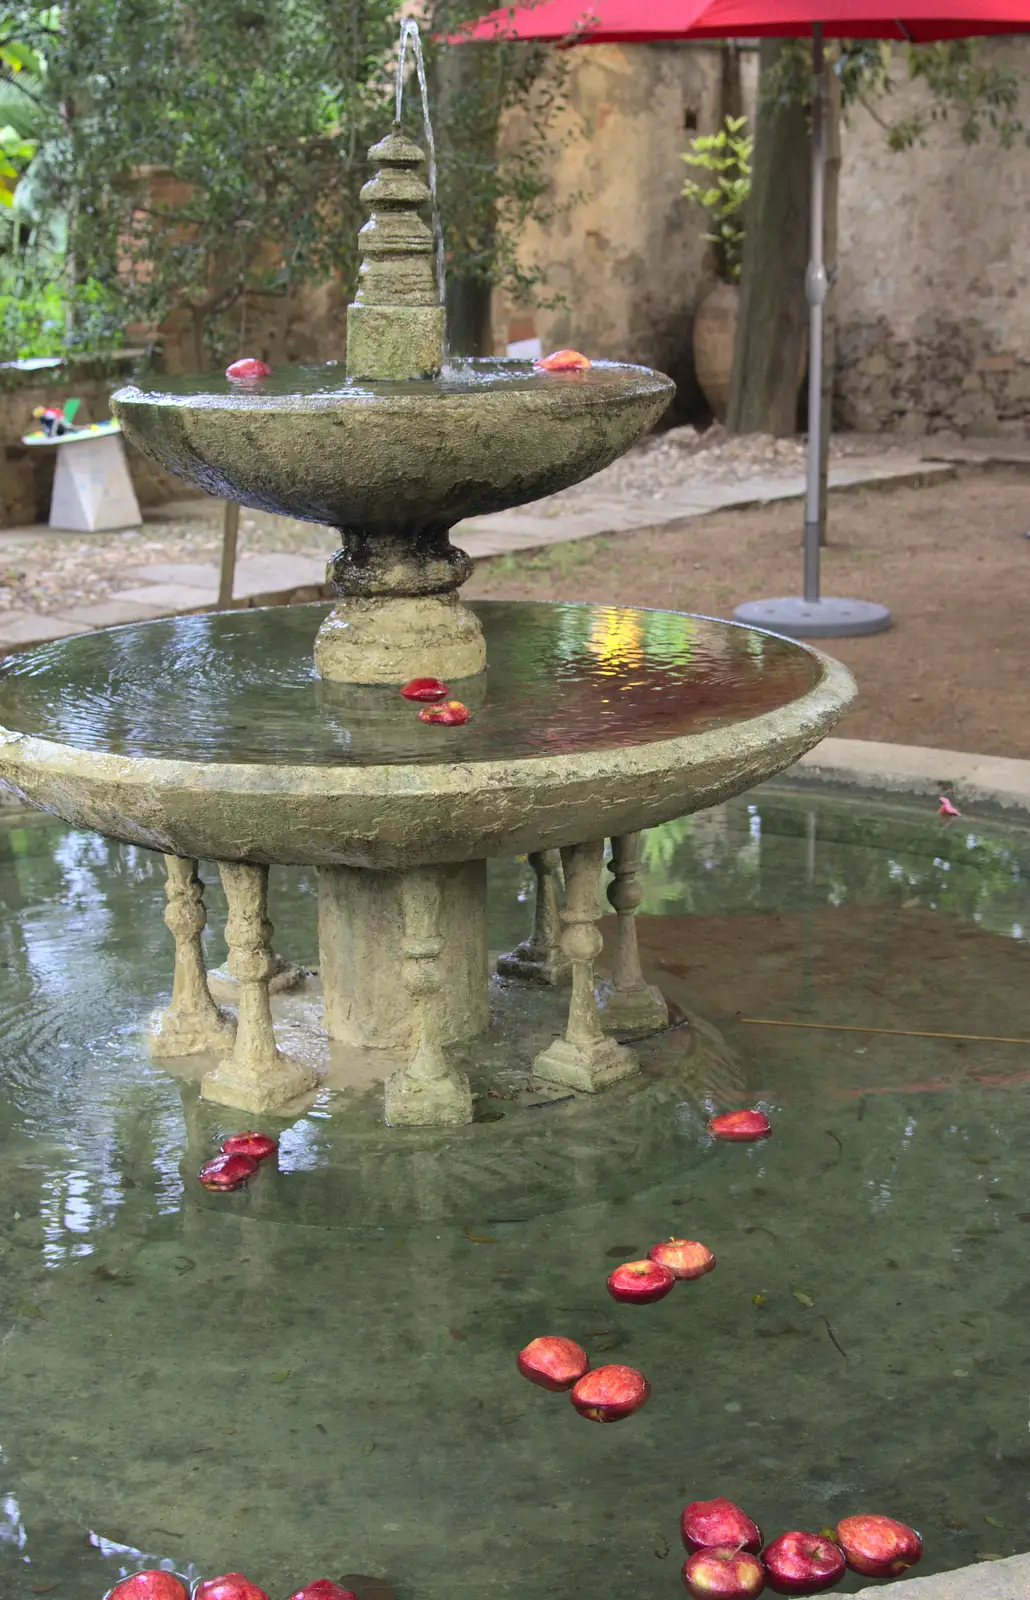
{"left": 0, "top": 117, "right": 855, "bottom": 1130}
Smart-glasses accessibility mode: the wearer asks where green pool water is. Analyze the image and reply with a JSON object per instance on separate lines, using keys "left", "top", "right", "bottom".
{"left": 0, "top": 788, "right": 1027, "bottom": 1600}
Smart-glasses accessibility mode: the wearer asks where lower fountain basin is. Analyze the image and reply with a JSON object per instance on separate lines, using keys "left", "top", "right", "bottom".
{"left": 0, "top": 601, "right": 854, "bottom": 867}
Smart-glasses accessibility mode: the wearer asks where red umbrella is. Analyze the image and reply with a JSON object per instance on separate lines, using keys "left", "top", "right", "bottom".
{"left": 461, "top": 0, "right": 1030, "bottom": 638}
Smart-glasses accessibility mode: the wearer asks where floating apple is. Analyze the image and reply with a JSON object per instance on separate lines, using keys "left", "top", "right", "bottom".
{"left": 400, "top": 677, "right": 449, "bottom": 702}
{"left": 682, "top": 1498, "right": 762, "bottom": 1554}
{"left": 709, "top": 1110, "right": 772, "bottom": 1142}
{"left": 683, "top": 1546, "right": 766, "bottom": 1600}
{"left": 220, "top": 1132, "right": 278, "bottom": 1162}
{"left": 226, "top": 357, "right": 271, "bottom": 379}
{"left": 534, "top": 348, "right": 592, "bottom": 372}
{"left": 198, "top": 1152, "right": 259, "bottom": 1191}
{"left": 835, "top": 1515, "right": 922, "bottom": 1578}
{"left": 570, "top": 1363, "right": 650, "bottom": 1422}
{"left": 418, "top": 700, "right": 469, "bottom": 725}
{"left": 194, "top": 1577, "right": 271, "bottom": 1600}
{"left": 650, "top": 1239, "right": 716, "bottom": 1281}
{"left": 763, "top": 1532, "right": 845, "bottom": 1595}
{"left": 107, "top": 1574, "right": 189, "bottom": 1600}
{"left": 517, "top": 1335, "right": 589, "bottom": 1391}
{"left": 286, "top": 1584, "right": 358, "bottom": 1600}
{"left": 607, "top": 1258, "right": 676, "bottom": 1304}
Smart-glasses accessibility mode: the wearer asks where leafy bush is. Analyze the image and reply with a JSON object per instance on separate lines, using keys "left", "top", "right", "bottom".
{"left": 0, "top": 259, "right": 123, "bottom": 358}
{"left": 681, "top": 114, "right": 753, "bottom": 285}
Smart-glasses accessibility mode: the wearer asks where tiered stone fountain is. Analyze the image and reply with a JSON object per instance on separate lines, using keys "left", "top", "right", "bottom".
{"left": 0, "top": 125, "right": 855, "bottom": 1129}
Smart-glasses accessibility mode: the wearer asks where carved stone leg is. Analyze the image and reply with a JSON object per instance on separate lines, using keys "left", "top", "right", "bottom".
{"left": 151, "top": 856, "right": 236, "bottom": 1057}
{"left": 201, "top": 863, "right": 319, "bottom": 1113}
{"left": 496, "top": 850, "right": 571, "bottom": 986}
{"left": 532, "top": 840, "right": 638, "bottom": 1093}
{"left": 597, "top": 833, "right": 669, "bottom": 1032}
{"left": 384, "top": 868, "right": 474, "bottom": 1127}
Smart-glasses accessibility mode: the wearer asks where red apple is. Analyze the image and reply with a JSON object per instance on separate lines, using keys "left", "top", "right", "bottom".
{"left": 709, "top": 1110, "right": 772, "bottom": 1142}
{"left": 198, "top": 1152, "right": 258, "bottom": 1191}
{"left": 650, "top": 1239, "right": 716, "bottom": 1281}
{"left": 220, "top": 1132, "right": 278, "bottom": 1162}
{"left": 683, "top": 1547, "right": 766, "bottom": 1600}
{"left": 607, "top": 1258, "right": 676, "bottom": 1303}
{"left": 107, "top": 1574, "right": 189, "bottom": 1600}
{"left": 517, "top": 1335, "right": 589, "bottom": 1391}
{"left": 763, "top": 1532, "right": 846, "bottom": 1595}
{"left": 418, "top": 700, "right": 469, "bottom": 725}
{"left": 570, "top": 1363, "right": 650, "bottom": 1422}
{"left": 194, "top": 1577, "right": 270, "bottom": 1600}
{"left": 835, "top": 1515, "right": 922, "bottom": 1578}
{"left": 534, "top": 349, "right": 592, "bottom": 372}
{"left": 682, "top": 1499, "right": 762, "bottom": 1554}
{"left": 286, "top": 1584, "right": 358, "bottom": 1600}
{"left": 226, "top": 358, "right": 271, "bottom": 379}
{"left": 400, "top": 677, "right": 449, "bottom": 702}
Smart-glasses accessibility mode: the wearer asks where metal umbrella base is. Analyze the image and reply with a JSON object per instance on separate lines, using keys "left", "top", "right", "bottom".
{"left": 733, "top": 595, "right": 892, "bottom": 639}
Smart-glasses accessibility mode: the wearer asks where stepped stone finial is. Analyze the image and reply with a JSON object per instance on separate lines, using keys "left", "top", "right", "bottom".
{"left": 346, "top": 129, "right": 446, "bottom": 382}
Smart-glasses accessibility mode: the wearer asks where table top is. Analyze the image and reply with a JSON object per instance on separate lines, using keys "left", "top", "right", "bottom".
{"left": 21, "top": 420, "right": 122, "bottom": 447}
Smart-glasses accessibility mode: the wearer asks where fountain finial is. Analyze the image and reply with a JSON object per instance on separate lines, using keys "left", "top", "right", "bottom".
{"left": 346, "top": 130, "right": 446, "bottom": 382}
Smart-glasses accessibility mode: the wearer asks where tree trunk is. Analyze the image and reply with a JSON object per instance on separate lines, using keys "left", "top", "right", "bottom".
{"left": 818, "top": 60, "right": 842, "bottom": 545}
{"left": 446, "top": 276, "right": 493, "bottom": 358}
{"left": 727, "top": 38, "right": 811, "bottom": 436}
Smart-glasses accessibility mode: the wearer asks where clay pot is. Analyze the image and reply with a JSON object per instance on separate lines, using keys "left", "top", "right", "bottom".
{"left": 693, "top": 282, "right": 740, "bottom": 422}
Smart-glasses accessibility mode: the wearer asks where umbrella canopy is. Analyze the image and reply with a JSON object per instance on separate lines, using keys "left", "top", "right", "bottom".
{"left": 463, "top": 0, "right": 1030, "bottom": 43}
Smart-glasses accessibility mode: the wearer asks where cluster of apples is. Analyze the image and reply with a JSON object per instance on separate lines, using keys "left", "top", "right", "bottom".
{"left": 608, "top": 1236, "right": 716, "bottom": 1305}
{"left": 680, "top": 1499, "right": 921, "bottom": 1599}
{"left": 198, "top": 1132, "right": 278, "bottom": 1193}
{"left": 400, "top": 678, "right": 470, "bottom": 726}
{"left": 106, "top": 1572, "right": 356, "bottom": 1600}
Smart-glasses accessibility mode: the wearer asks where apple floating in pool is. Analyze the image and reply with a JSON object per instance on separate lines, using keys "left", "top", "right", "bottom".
{"left": 607, "top": 1258, "right": 676, "bottom": 1304}
{"left": 517, "top": 1335, "right": 589, "bottom": 1391}
{"left": 709, "top": 1109, "right": 772, "bottom": 1142}
{"left": 683, "top": 1546, "right": 766, "bottom": 1600}
{"left": 226, "top": 357, "right": 271, "bottom": 379}
{"left": 286, "top": 1584, "right": 358, "bottom": 1600}
{"left": 220, "top": 1132, "right": 277, "bottom": 1162}
{"left": 534, "top": 348, "right": 592, "bottom": 372}
{"left": 570, "top": 1363, "right": 650, "bottom": 1422}
{"left": 763, "top": 1532, "right": 846, "bottom": 1595}
{"left": 418, "top": 700, "right": 470, "bottom": 726}
{"left": 650, "top": 1239, "right": 716, "bottom": 1281}
{"left": 198, "top": 1152, "right": 259, "bottom": 1191}
{"left": 682, "top": 1498, "right": 763, "bottom": 1555}
{"left": 106, "top": 1574, "right": 190, "bottom": 1600}
{"left": 194, "top": 1576, "right": 271, "bottom": 1600}
{"left": 835, "top": 1515, "right": 922, "bottom": 1578}
{"left": 400, "top": 677, "right": 449, "bottom": 702}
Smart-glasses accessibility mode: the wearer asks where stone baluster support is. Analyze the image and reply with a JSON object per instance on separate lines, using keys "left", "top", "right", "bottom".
{"left": 151, "top": 856, "right": 237, "bottom": 1057}
{"left": 532, "top": 840, "right": 638, "bottom": 1093}
{"left": 597, "top": 833, "right": 669, "bottom": 1032}
{"left": 384, "top": 869, "right": 474, "bottom": 1127}
{"left": 496, "top": 850, "right": 570, "bottom": 987}
{"left": 201, "top": 862, "right": 319, "bottom": 1113}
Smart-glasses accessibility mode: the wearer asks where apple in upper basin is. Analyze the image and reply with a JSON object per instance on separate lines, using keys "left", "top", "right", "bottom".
{"left": 709, "top": 1110, "right": 772, "bottom": 1142}
{"left": 570, "top": 1364, "right": 650, "bottom": 1422}
{"left": 198, "top": 1152, "right": 259, "bottom": 1191}
{"left": 835, "top": 1515, "right": 922, "bottom": 1577}
{"left": 763, "top": 1532, "right": 846, "bottom": 1595}
{"left": 220, "top": 1132, "right": 277, "bottom": 1162}
{"left": 607, "top": 1258, "right": 676, "bottom": 1304}
{"left": 417, "top": 700, "right": 469, "bottom": 725}
{"left": 682, "top": 1498, "right": 762, "bottom": 1554}
{"left": 286, "top": 1584, "right": 358, "bottom": 1600}
{"left": 194, "top": 1574, "right": 271, "bottom": 1600}
{"left": 650, "top": 1239, "right": 716, "bottom": 1281}
{"left": 226, "top": 357, "right": 271, "bottom": 379}
{"left": 400, "top": 677, "right": 449, "bottom": 702}
{"left": 517, "top": 1335, "right": 589, "bottom": 1391}
{"left": 683, "top": 1546, "right": 766, "bottom": 1599}
{"left": 107, "top": 1574, "right": 189, "bottom": 1600}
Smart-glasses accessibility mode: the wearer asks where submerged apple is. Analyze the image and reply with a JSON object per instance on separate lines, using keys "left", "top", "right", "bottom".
{"left": 418, "top": 700, "right": 469, "bottom": 725}
{"left": 198, "top": 1152, "right": 259, "bottom": 1191}
{"left": 194, "top": 1576, "right": 271, "bottom": 1600}
{"left": 650, "top": 1239, "right": 716, "bottom": 1281}
{"left": 107, "top": 1574, "right": 189, "bottom": 1600}
{"left": 220, "top": 1132, "right": 278, "bottom": 1162}
{"left": 517, "top": 1335, "right": 589, "bottom": 1391}
{"left": 763, "top": 1532, "right": 845, "bottom": 1595}
{"left": 570, "top": 1363, "right": 650, "bottom": 1422}
{"left": 286, "top": 1584, "right": 358, "bottom": 1600}
{"left": 682, "top": 1498, "right": 762, "bottom": 1554}
{"left": 835, "top": 1515, "right": 922, "bottom": 1578}
{"left": 683, "top": 1546, "right": 766, "bottom": 1600}
{"left": 709, "top": 1109, "right": 772, "bottom": 1142}
{"left": 534, "top": 348, "right": 592, "bottom": 372}
{"left": 226, "top": 357, "right": 271, "bottom": 379}
{"left": 400, "top": 677, "right": 449, "bottom": 702}
{"left": 607, "top": 1258, "right": 676, "bottom": 1304}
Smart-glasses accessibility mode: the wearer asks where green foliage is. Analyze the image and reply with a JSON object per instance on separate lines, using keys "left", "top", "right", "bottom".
{"left": 0, "top": 256, "right": 123, "bottom": 356}
{"left": 681, "top": 114, "right": 752, "bottom": 283}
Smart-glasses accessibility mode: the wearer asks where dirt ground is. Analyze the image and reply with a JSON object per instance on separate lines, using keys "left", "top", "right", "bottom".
{"left": 466, "top": 465, "right": 1030, "bottom": 760}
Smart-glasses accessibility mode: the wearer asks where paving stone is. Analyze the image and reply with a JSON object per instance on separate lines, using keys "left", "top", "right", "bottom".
{"left": 57, "top": 599, "right": 169, "bottom": 627}
{"left": 0, "top": 611, "right": 87, "bottom": 646}
{"left": 121, "top": 561, "right": 222, "bottom": 585}
{"left": 106, "top": 582, "right": 215, "bottom": 609}
{"left": 231, "top": 554, "right": 327, "bottom": 596}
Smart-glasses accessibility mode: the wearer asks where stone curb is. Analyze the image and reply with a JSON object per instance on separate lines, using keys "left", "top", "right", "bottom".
{"left": 855, "top": 1553, "right": 1030, "bottom": 1599}
{"left": 783, "top": 736, "right": 1030, "bottom": 817}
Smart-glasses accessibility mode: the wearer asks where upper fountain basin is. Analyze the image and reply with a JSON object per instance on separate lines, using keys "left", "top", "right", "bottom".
{"left": 111, "top": 359, "right": 675, "bottom": 531}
